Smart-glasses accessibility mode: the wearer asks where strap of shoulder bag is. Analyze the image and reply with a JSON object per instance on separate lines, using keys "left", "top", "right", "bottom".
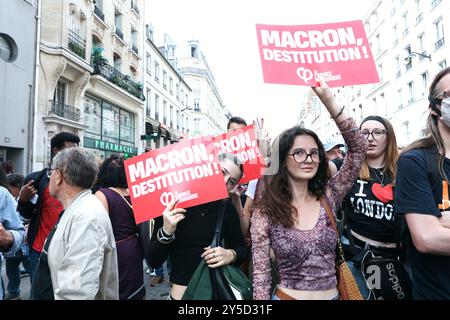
{"left": 108, "top": 187, "right": 133, "bottom": 209}
{"left": 320, "top": 197, "right": 345, "bottom": 261}
{"left": 211, "top": 200, "right": 228, "bottom": 248}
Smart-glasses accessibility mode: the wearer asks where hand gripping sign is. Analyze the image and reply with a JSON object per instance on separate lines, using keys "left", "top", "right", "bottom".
{"left": 124, "top": 136, "right": 228, "bottom": 223}
{"left": 214, "top": 125, "right": 266, "bottom": 184}
{"left": 256, "top": 20, "right": 379, "bottom": 87}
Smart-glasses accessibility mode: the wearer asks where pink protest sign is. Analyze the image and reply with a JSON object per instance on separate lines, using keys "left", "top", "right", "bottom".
{"left": 214, "top": 125, "right": 266, "bottom": 184}
{"left": 124, "top": 136, "right": 228, "bottom": 223}
{"left": 256, "top": 20, "right": 379, "bottom": 87}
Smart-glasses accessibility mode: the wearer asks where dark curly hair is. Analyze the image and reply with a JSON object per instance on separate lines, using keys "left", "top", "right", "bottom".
{"left": 96, "top": 154, "right": 128, "bottom": 189}
{"left": 260, "top": 126, "right": 329, "bottom": 228}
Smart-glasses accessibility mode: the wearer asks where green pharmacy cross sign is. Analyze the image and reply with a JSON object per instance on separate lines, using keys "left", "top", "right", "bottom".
{"left": 140, "top": 132, "right": 160, "bottom": 140}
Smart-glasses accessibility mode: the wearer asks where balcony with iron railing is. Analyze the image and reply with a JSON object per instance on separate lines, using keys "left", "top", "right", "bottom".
{"left": 132, "top": 44, "right": 139, "bottom": 55}
{"left": 49, "top": 100, "right": 80, "bottom": 122}
{"left": 432, "top": 0, "right": 442, "bottom": 9}
{"left": 92, "top": 59, "right": 145, "bottom": 101}
{"left": 131, "top": 1, "right": 140, "bottom": 17}
{"left": 68, "top": 29, "right": 86, "bottom": 59}
{"left": 416, "top": 13, "right": 423, "bottom": 25}
{"left": 435, "top": 38, "right": 445, "bottom": 50}
{"left": 94, "top": 5, "right": 105, "bottom": 21}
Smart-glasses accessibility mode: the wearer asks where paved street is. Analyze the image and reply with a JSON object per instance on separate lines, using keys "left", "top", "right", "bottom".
{"left": 1, "top": 258, "right": 170, "bottom": 300}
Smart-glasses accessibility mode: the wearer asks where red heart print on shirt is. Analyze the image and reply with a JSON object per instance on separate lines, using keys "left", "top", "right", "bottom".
{"left": 371, "top": 183, "right": 394, "bottom": 204}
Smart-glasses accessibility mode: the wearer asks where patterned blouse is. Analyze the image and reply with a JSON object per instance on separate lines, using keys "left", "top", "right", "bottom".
{"left": 250, "top": 118, "right": 367, "bottom": 300}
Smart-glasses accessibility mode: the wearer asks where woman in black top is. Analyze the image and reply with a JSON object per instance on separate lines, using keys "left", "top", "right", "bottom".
{"left": 335, "top": 116, "right": 401, "bottom": 299}
{"left": 148, "top": 153, "right": 248, "bottom": 300}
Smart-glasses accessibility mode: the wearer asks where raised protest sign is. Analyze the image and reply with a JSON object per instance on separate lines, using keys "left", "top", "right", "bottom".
{"left": 214, "top": 125, "right": 266, "bottom": 184}
{"left": 124, "top": 137, "right": 228, "bottom": 223}
{"left": 256, "top": 20, "right": 379, "bottom": 87}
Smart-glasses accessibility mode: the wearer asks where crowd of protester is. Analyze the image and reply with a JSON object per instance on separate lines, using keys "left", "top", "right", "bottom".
{"left": 1, "top": 68, "right": 450, "bottom": 300}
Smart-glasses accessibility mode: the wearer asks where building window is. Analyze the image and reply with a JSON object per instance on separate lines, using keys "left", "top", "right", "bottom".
{"left": 113, "top": 53, "right": 122, "bottom": 72}
{"left": 176, "top": 110, "right": 180, "bottom": 130}
{"left": 402, "top": 121, "right": 410, "bottom": 145}
{"left": 155, "top": 94, "right": 159, "bottom": 120}
{"left": 418, "top": 33, "right": 425, "bottom": 55}
{"left": 421, "top": 72, "right": 428, "bottom": 94}
{"left": 169, "top": 77, "right": 173, "bottom": 94}
{"left": 131, "top": 28, "right": 138, "bottom": 54}
{"left": 194, "top": 98, "right": 200, "bottom": 111}
{"left": 120, "top": 109, "right": 134, "bottom": 143}
{"left": 378, "top": 63, "right": 383, "bottom": 82}
{"left": 408, "top": 81, "right": 415, "bottom": 103}
{"left": 439, "top": 59, "right": 447, "bottom": 70}
{"left": 146, "top": 89, "right": 151, "bottom": 118}
{"left": 114, "top": 9, "right": 123, "bottom": 40}
{"left": 170, "top": 105, "right": 174, "bottom": 128}
{"left": 163, "top": 70, "right": 167, "bottom": 89}
{"left": 146, "top": 53, "right": 151, "bottom": 74}
{"left": 163, "top": 100, "right": 167, "bottom": 124}
{"left": 398, "top": 88, "right": 403, "bottom": 109}
{"left": 84, "top": 94, "right": 135, "bottom": 149}
{"left": 402, "top": 11, "right": 409, "bottom": 37}
{"left": 84, "top": 95, "right": 102, "bottom": 136}
{"left": 181, "top": 89, "right": 185, "bottom": 105}
{"left": 393, "top": 24, "right": 399, "bottom": 45}
{"left": 395, "top": 56, "right": 401, "bottom": 78}
{"left": 154, "top": 62, "right": 160, "bottom": 81}
{"left": 176, "top": 83, "right": 180, "bottom": 100}
{"left": 54, "top": 81, "right": 67, "bottom": 105}
{"left": 0, "top": 33, "right": 17, "bottom": 63}
{"left": 405, "top": 45, "right": 412, "bottom": 70}
{"left": 434, "top": 18, "right": 445, "bottom": 50}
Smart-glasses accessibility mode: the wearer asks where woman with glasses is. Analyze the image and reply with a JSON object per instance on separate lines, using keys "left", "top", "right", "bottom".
{"left": 395, "top": 67, "right": 450, "bottom": 299}
{"left": 333, "top": 115, "right": 404, "bottom": 299}
{"left": 251, "top": 82, "right": 368, "bottom": 300}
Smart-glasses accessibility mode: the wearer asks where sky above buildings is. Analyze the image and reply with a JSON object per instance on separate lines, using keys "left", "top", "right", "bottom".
{"left": 146, "top": 0, "right": 378, "bottom": 138}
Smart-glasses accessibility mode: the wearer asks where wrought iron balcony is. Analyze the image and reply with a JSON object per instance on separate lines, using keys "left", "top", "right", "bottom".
{"left": 92, "top": 60, "right": 145, "bottom": 101}
{"left": 432, "top": 0, "right": 441, "bottom": 9}
{"left": 94, "top": 6, "right": 105, "bottom": 21}
{"left": 435, "top": 38, "right": 445, "bottom": 50}
{"left": 68, "top": 29, "right": 86, "bottom": 59}
{"left": 115, "top": 26, "right": 124, "bottom": 41}
{"left": 416, "top": 13, "right": 423, "bottom": 25}
{"left": 49, "top": 101, "right": 80, "bottom": 122}
{"left": 131, "top": 1, "right": 140, "bottom": 17}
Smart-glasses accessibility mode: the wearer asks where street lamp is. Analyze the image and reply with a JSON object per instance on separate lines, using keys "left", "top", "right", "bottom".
{"left": 404, "top": 51, "right": 431, "bottom": 65}
{"left": 180, "top": 106, "right": 192, "bottom": 112}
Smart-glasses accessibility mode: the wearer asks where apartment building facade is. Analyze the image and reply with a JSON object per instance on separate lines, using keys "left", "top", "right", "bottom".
{"left": 177, "top": 40, "right": 230, "bottom": 137}
{"left": 34, "top": 0, "right": 145, "bottom": 169}
{"left": 143, "top": 27, "right": 192, "bottom": 151}
{"left": 299, "top": 0, "right": 450, "bottom": 147}
{"left": 0, "top": 0, "right": 38, "bottom": 174}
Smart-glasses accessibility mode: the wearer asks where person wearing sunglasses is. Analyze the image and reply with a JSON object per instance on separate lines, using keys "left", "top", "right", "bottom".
{"left": 251, "top": 81, "right": 368, "bottom": 300}
{"left": 332, "top": 115, "right": 405, "bottom": 299}
{"left": 395, "top": 67, "right": 450, "bottom": 299}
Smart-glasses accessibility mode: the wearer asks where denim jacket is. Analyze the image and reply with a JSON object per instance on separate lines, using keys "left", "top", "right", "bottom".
{"left": 0, "top": 186, "right": 25, "bottom": 299}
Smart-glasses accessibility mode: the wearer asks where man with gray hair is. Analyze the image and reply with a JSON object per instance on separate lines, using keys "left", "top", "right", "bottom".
{"left": 31, "top": 147, "right": 119, "bottom": 300}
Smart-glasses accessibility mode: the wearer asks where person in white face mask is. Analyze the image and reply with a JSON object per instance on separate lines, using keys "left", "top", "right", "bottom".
{"left": 395, "top": 67, "right": 450, "bottom": 300}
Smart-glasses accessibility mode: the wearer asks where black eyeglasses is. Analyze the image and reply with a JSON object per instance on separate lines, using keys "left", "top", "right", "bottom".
{"left": 288, "top": 149, "right": 322, "bottom": 163}
{"left": 361, "top": 129, "right": 386, "bottom": 139}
